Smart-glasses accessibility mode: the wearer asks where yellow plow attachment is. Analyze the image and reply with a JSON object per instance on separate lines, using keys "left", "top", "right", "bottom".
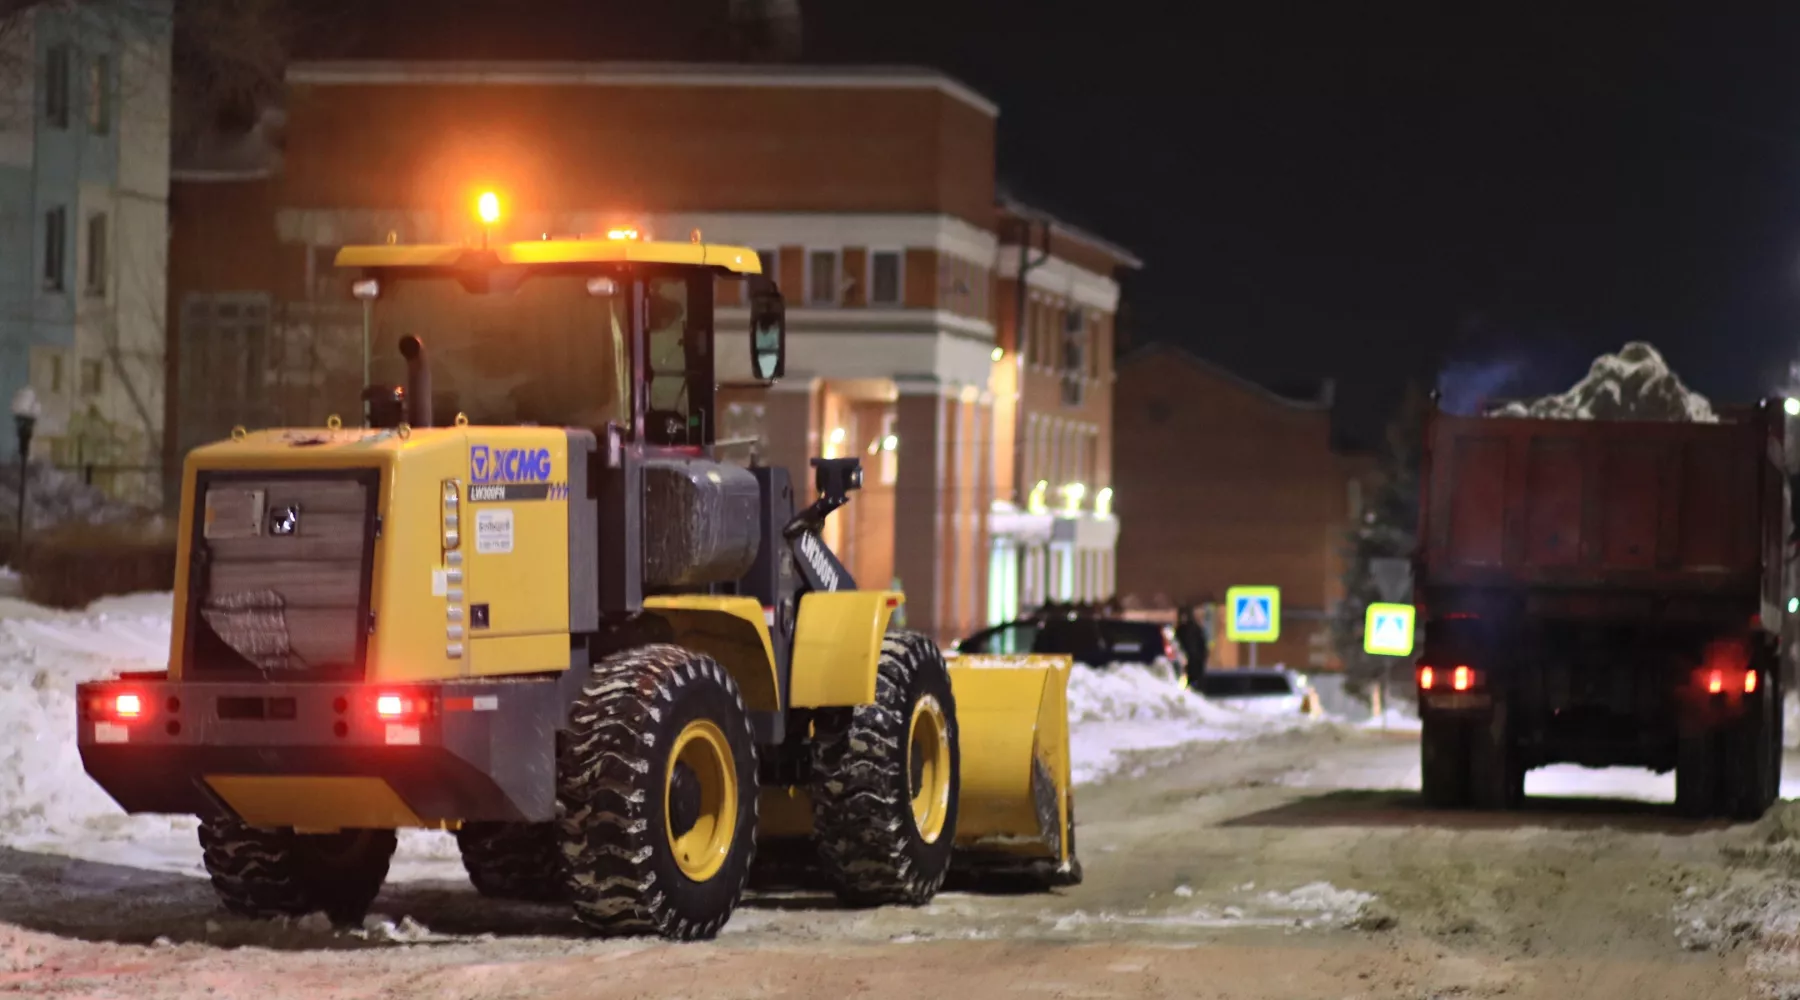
{"left": 947, "top": 653, "right": 1081, "bottom": 888}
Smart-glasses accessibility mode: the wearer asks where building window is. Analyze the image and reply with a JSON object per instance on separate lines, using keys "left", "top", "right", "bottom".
{"left": 807, "top": 250, "right": 838, "bottom": 306}
{"left": 85, "top": 213, "right": 106, "bottom": 296}
{"left": 79, "top": 359, "right": 103, "bottom": 396}
{"left": 45, "top": 44, "right": 70, "bottom": 129}
{"left": 869, "top": 250, "right": 902, "bottom": 306}
{"left": 43, "top": 206, "right": 66, "bottom": 291}
{"left": 49, "top": 354, "right": 63, "bottom": 393}
{"left": 87, "top": 54, "right": 110, "bottom": 134}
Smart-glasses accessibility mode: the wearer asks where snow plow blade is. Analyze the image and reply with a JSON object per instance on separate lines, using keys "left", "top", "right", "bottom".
{"left": 947, "top": 654, "right": 1081, "bottom": 887}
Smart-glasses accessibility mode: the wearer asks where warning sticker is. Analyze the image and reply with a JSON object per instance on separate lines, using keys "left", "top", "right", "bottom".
{"left": 475, "top": 509, "right": 514, "bottom": 554}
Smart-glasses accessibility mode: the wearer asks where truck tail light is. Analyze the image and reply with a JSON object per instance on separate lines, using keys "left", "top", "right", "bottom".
{"left": 1745, "top": 670, "right": 1759, "bottom": 694}
{"left": 1707, "top": 670, "right": 1724, "bottom": 695}
{"left": 1418, "top": 666, "right": 1436, "bottom": 690}
{"left": 1452, "top": 665, "right": 1472, "bottom": 692}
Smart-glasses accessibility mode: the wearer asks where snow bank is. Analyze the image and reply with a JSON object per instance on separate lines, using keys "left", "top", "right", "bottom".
{"left": 1359, "top": 706, "right": 1423, "bottom": 732}
{"left": 1066, "top": 663, "right": 1316, "bottom": 784}
{"left": 0, "top": 593, "right": 200, "bottom": 872}
{"left": 1488, "top": 342, "right": 1717, "bottom": 422}
{"left": 0, "top": 460, "right": 157, "bottom": 534}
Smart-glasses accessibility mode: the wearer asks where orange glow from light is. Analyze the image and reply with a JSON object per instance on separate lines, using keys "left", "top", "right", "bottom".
{"left": 1707, "top": 670, "right": 1724, "bottom": 695}
{"left": 477, "top": 192, "right": 500, "bottom": 224}
{"left": 606, "top": 227, "right": 640, "bottom": 241}
{"left": 1746, "top": 670, "right": 1759, "bottom": 694}
{"left": 114, "top": 693, "right": 142, "bottom": 719}
{"left": 376, "top": 694, "right": 404, "bottom": 719}
{"left": 1418, "top": 666, "right": 1435, "bottom": 690}
{"left": 1452, "top": 666, "right": 1471, "bottom": 692}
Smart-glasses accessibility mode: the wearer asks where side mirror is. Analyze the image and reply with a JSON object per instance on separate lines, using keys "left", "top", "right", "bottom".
{"left": 749, "top": 277, "right": 786, "bottom": 381}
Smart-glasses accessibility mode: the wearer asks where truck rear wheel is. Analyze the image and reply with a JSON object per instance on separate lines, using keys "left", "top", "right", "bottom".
{"left": 198, "top": 819, "right": 396, "bottom": 927}
{"left": 1676, "top": 725, "right": 1723, "bottom": 819}
{"left": 1420, "top": 714, "right": 1471, "bottom": 808}
{"left": 809, "top": 630, "right": 960, "bottom": 906}
{"left": 1469, "top": 703, "right": 1524, "bottom": 811}
{"left": 1724, "top": 676, "right": 1780, "bottom": 821}
{"left": 557, "top": 644, "right": 759, "bottom": 940}
{"left": 456, "top": 822, "right": 566, "bottom": 903}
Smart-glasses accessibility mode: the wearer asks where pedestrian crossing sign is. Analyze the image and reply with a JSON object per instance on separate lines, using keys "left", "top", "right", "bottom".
{"left": 1225, "top": 586, "right": 1281, "bottom": 643}
{"left": 1363, "top": 602, "right": 1416, "bottom": 657}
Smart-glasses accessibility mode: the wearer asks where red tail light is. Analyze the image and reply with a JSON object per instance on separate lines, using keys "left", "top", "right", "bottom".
{"left": 1452, "top": 665, "right": 1471, "bottom": 691}
{"left": 1418, "top": 666, "right": 1435, "bottom": 690}
{"left": 1745, "top": 670, "right": 1759, "bottom": 694}
{"left": 374, "top": 692, "right": 433, "bottom": 721}
{"left": 1707, "top": 670, "right": 1724, "bottom": 695}
{"left": 85, "top": 690, "right": 147, "bottom": 722}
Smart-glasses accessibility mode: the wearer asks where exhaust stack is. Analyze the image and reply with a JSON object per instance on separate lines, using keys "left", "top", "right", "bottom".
{"left": 398, "top": 335, "right": 432, "bottom": 428}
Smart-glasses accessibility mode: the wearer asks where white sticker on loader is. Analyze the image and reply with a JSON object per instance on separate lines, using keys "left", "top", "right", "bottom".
{"left": 475, "top": 509, "right": 514, "bottom": 554}
{"left": 94, "top": 722, "right": 129, "bottom": 744}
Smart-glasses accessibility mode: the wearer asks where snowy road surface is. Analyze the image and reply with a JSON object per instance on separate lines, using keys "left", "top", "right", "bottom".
{"left": 7, "top": 596, "right": 1800, "bottom": 997}
{"left": 4, "top": 730, "right": 1800, "bottom": 998}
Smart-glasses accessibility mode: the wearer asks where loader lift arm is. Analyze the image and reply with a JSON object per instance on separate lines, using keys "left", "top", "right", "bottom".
{"left": 782, "top": 457, "right": 862, "bottom": 594}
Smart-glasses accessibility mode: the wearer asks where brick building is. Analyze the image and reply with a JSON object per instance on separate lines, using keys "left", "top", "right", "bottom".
{"left": 163, "top": 61, "right": 1137, "bottom": 642}
{"left": 985, "top": 199, "right": 1141, "bottom": 625}
{"left": 1112, "top": 343, "right": 1374, "bottom": 670}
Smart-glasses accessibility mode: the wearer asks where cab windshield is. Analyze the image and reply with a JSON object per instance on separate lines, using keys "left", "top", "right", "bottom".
{"left": 365, "top": 268, "right": 713, "bottom": 443}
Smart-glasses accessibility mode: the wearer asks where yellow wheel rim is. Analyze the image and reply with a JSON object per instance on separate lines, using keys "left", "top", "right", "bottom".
{"left": 664, "top": 719, "right": 738, "bottom": 882}
{"left": 908, "top": 695, "right": 952, "bottom": 844}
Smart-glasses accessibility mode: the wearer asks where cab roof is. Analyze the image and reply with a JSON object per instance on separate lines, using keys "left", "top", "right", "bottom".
{"left": 335, "top": 239, "right": 764, "bottom": 274}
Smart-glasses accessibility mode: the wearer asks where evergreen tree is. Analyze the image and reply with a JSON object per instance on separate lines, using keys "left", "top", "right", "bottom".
{"left": 1333, "top": 381, "right": 1430, "bottom": 698}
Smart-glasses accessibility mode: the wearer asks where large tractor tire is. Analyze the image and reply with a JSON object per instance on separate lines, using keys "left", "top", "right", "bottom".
{"left": 198, "top": 819, "right": 396, "bottom": 927}
{"left": 557, "top": 644, "right": 759, "bottom": 940}
{"left": 809, "top": 630, "right": 961, "bottom": 906}
{"left": 1419, "top": 714, "right": 1471, "bottom": 808}
{"left": 456, "top": 822, "right": 566, "bottom": 903}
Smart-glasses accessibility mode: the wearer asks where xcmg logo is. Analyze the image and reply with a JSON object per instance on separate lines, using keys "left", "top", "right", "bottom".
{"left": 470, "top": 445, "right": 552, "bottom": 485}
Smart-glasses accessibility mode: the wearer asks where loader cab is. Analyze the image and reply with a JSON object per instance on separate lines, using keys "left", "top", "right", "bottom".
{"left": 339, "top": 230, "right": 784, "bottom": 450}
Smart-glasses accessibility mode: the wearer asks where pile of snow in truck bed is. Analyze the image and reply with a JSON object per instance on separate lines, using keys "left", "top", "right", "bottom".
{"left": 0, "top": 595, "right": 1316, "bottom": 878}
{"left": 1488, "top": 341, "right": 1718, "bottom": 422}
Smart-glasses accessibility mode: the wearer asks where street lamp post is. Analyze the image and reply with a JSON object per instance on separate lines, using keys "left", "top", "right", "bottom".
{"left": 11, "top": 388, "right": 41, "bottom": 554}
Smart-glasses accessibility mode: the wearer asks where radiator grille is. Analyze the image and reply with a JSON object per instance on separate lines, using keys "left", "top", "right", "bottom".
{"left": 186, "top": 471, "right": 377, "bottom": 681}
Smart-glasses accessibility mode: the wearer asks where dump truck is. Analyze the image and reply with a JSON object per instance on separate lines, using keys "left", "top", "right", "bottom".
{"left": 1413, "top": 398, "right": 1788, "bottom": 818}
{"left": 74, "top": 213, "right": 1078, "bottom": 939}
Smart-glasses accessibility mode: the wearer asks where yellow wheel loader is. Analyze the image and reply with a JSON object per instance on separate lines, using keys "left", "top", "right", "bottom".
{"left": 75, "top": 214, "right": 1077, "bottom": 940}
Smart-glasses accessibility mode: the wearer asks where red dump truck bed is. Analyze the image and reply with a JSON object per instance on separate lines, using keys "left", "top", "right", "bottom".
{"left": 1419, "top": 407, "right": 1786, "bottom": 597}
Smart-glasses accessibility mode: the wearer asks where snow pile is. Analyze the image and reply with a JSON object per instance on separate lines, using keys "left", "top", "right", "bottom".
{"left": 1488, "top": 342, "right": 1717, "bottom": 422}
{"left": 0, "top": 461, "right": 156, "bottom": 535}
{"left": 0, "top": 592, "right": 1319, "bottom": 878}
{"left": 1360, "top": 705, "right": 1423, "bottom": 732}
{"left": 0, "top": 594, "right": 198, "bottom": 871}
{"left": 1066, "top": 663, "right": 1316, "bottom": 784}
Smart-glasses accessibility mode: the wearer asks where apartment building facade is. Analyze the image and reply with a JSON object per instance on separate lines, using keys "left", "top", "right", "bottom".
{"left": 0, "top": 2, "right": 171, "bottom": 504}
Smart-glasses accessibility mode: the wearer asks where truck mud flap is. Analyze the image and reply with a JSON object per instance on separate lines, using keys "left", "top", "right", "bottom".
{"left": 944, "top": 654, "right": 1079, "bottom": 888}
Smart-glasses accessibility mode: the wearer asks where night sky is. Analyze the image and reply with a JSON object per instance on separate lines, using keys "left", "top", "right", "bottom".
{"left": 298, "top": 2, "right": 1800, "bottom": 448}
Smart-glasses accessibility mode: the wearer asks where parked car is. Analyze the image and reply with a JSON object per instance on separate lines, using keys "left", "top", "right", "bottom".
{"left": 1193, "top": 668, "right": 1320, "bottom": 717}
{"left": 952, "top": 606, "right": 1188, "bottom": 681}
